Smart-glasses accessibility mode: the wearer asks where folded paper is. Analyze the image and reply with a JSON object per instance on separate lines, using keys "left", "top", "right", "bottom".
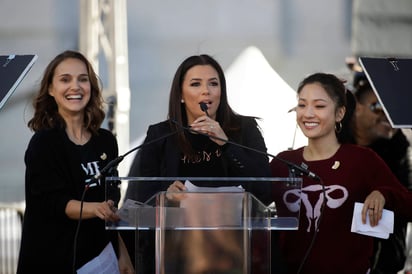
{"left": 351, "top": 202, "right": 394, "bottom": 239}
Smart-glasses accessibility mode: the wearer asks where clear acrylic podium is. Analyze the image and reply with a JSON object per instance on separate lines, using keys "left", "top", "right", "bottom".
{"left": 105, "top": 177, "right": 302, "bottom": 274}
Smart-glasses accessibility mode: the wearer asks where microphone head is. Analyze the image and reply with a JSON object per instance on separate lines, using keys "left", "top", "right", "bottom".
{"left": 199, "top": 102, "right": 208, "bottom": 112}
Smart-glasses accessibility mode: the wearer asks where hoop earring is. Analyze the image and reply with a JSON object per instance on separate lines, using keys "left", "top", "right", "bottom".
{"left": 335, "top": 121, "right": 342, "bottom": 133}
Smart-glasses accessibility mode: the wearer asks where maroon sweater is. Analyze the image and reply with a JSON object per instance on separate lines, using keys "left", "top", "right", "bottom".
{"left": 270, "top": 144, "right": 412, "bottom": 274}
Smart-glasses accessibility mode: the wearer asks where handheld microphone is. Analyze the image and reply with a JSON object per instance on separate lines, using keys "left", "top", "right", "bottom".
{"left": 170, "top": 119, "right": 321, "bottom": 181}
{"left": 92, "top": 128, "right": 180, "bottom": 183}
{"left": 199, "top": 102, "right": 210, "bottom": 117}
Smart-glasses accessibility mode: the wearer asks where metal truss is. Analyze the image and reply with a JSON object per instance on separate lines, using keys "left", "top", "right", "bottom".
{"left": 79, "top": 0, "right": 130, "bottom": 176}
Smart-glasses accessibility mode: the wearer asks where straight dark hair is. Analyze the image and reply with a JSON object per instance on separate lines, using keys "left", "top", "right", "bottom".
{"left": 297, "top": 72, "right": 355, "bottom": 144}
{"left": 167, "top": 54, "right": 241, "bottom": 157}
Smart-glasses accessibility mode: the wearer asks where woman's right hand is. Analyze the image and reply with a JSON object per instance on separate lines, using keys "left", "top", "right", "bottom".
{"left": 65, "top": 199, "right": 119, "bottom": 222}
{"left": 94, "top": 200, "right": 120, "bottom": 222}
{"left": 166, "top": 180, "right": 187, "bottom": 201}
{"left": 361, "top": 190, "right": 385, "bottom": 227}
{"left": 190, "top": 115, "right": 228, "bottom": 146}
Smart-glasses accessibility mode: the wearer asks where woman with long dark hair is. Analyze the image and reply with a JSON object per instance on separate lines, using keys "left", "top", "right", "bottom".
{"left": 125, "top": 54, "right": 271, "bottom": 273}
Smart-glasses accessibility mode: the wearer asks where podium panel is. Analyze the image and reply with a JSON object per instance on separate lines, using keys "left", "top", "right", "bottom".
{"left": 105, "top": 177, "right": 302, "bottom": 274}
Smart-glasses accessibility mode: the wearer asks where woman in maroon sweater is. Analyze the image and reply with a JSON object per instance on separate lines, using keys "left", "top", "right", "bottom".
{"left": 270, "top": 73, "right": 412, "bottom": 274}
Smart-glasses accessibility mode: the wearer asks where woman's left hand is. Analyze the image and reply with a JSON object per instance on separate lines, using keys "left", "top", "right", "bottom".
{"left": 166, "top": 180, "right": 187, "bottom": 201}
{"left": 361, "top": 190, "right": 385, "bottom": 227}
{"left": 190, "top": 115, "right": 228, "bottom": 146}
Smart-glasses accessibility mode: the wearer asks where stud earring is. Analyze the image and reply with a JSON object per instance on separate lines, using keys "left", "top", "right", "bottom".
{"left": 181, "top": 99, "right": 184, "bottom": 103}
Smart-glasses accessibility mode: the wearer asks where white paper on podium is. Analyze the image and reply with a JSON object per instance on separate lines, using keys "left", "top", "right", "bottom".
{"left": 350, "top": 202, "right": 394, "bottom": 239}
{"left": 116, "top": 199, "right": 150, "bottom": 220}
{"left": 184, "top": 180, "right": 244, "bottom": 193}
{"left": 77, "top": 242, "right": 120, "bottom": 274}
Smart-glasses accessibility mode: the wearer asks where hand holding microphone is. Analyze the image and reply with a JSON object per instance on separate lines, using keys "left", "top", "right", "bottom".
{"left": 192, "top": 102, "right": 228, "bottom": 146}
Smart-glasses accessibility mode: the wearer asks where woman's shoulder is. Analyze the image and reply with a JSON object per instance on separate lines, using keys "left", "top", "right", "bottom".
{"left": 340, "top": 143, "right": 377, "bottom": 155}
{"left": 26, "top": 128, "right": 64, "bottom": 155}
{"left": 97, "top": 128, "right": 116, "bottom": 139}
{"left": 338, "top": 143, "right": 383, "bottom": 163}
{"left": 270, "top": 147, "right": 303, "bottom": 169}
{"left": 29, "top": 128, "right": 61, "bottom": 144}
{"left": 234, "top": 115, "right": 260, "bottom": 131}
{"left": 149, "top": 120, "right": 170, "bottom": 128}
{"left": 277, "top": 147, "right": 304, "bottom": 159}
{"left": 95, "top": 128, "right": 118, "bottom": 149}
{"left": 238, "top": 115, "right": 258, "bottom": 124}
{"left": 147, "top": 120, "right": 173, "bottom": 133}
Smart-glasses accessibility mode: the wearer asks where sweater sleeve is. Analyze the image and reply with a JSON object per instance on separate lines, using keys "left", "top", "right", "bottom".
{"left": 24, "top": 131, "right": 73, "bottom": 219}
{"left": 362, "top": 148, "right": 412, "bottom": 221}
{"left": 138, "top": 124, "right": 165, "bottom": 176}
{"left": 125, "top": 122, "right": 173, "bottom": 202}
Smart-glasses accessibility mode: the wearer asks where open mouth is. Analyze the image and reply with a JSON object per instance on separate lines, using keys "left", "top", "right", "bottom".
{"left": 66, "top": 94, "right": 83, "bottom": 100}
{"left": 304, "top": 122, "right": 319, "bottom": 127}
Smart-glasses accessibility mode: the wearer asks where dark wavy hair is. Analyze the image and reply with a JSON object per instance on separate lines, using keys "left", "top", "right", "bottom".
{"left": 167, "top": 54, "right": 241, "bottom": 157}
{"left": 352, "top": 72, "right": 373, "bottom": 103}
{"left": 28, "top": 50, "right": 105, "bottom": 135}
{"left": 297, "top": 72, "right": 355, "bottom": 144}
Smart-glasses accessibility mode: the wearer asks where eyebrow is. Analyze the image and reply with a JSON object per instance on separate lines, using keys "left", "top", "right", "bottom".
{"left": 298, "top": 98, "right": 328, "bottom": 103}
{"left": 190, "top": 77, "right": 218, "bottom": 81}
{"left": 57, "top": 73, "right": 89, "bottom": 77}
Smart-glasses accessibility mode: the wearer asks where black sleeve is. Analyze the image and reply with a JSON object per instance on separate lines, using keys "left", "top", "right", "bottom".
{"left": 24, "top": 131, "right": 73, "bottom": 219}
{"left": 125, "top": 123, "right": 172, "bottom": 202}
{"left": 223, "top": 117, "right": 271, "bottom": 177}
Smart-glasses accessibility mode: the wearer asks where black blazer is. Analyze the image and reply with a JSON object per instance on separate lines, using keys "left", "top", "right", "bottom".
{"left": 126, "top": 117, "right": 271, "bottom": 202}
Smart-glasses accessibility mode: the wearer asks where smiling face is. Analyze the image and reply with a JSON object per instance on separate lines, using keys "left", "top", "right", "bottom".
{"left": 296, "top": 82, "right": 345, "bottom": 142}
{"left": 48, "top": 58, "right": 91, "bottom": 119}
{"left": 181, "top": 64, "right": 221, "bottom": 123}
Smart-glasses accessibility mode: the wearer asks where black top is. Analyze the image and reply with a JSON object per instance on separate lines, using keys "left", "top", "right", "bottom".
{"left": 17, "top": 128, "right": 119, "bottom": 273}
{"left": 126, "top": 116, "right": 271, "bottom": 202}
